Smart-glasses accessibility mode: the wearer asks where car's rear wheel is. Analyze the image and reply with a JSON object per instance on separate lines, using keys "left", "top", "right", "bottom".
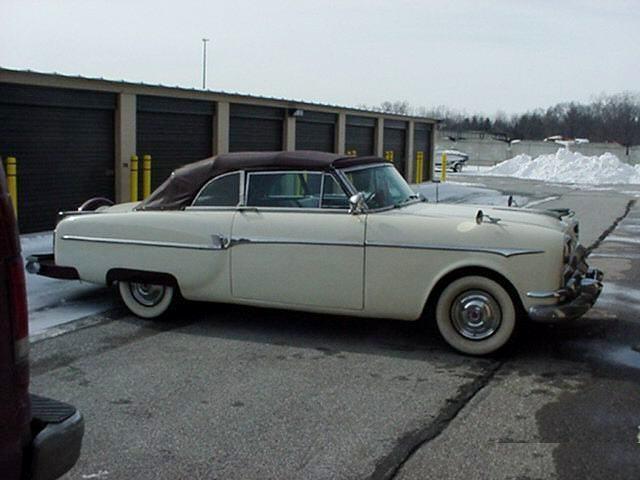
{"left": 435, "top": 276, "right": 516, "bottom": 355}
{"left": 118, "top": 281, "right": 174, "bottom": 319}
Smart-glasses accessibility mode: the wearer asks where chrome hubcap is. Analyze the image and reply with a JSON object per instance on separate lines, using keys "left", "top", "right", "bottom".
{"left": 130, "top": 283, "right": 165, "bottom": 307}
{"left": 450, "top": 290, "right": 502, "bottom": 340}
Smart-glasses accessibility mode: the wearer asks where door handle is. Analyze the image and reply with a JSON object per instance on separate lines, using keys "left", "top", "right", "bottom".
{"left": 211, "top": 234, "right": 230, "bottom": 250}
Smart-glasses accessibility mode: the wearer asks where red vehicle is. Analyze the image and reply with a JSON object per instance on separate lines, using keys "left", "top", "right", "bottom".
{"left": 0, "top": 162, "right": 83, "bottom": 479}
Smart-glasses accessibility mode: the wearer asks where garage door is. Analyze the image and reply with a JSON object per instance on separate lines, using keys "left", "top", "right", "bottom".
{"left": 383, "top": 120, "right": 407, "bottom": 177}
{"left": 414, "top": 123, "right": 433, "bottom": 182}
{"left": 295, "top": 111, "right": 336, "bottom": 152}
{"left": 345, "top": 115, "right": 375, "bottom": 156}
{"left": 137, "top": 95, "right": 214, "bottom": 190}
{"left": 229, "top": 104, "right": 284, "bottom": 152}
{"left": 0, "top": 83, "right": 116, "bottom": 233}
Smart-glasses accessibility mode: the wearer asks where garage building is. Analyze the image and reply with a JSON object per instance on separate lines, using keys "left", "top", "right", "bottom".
{"left": 0, "top": 68, "right": 437, "bottom": 233}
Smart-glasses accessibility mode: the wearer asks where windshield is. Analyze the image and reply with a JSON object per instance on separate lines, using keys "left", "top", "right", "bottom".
{"left": 343, "top": 164, "right": 417, "bottom": 210}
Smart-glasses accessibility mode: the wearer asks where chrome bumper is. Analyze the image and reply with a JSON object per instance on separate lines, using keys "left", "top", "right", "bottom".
{"left": 26, "top": 253, "right": 79, "bottom": 280}
{"left": 527, "top": 268, "right": 604, "bottom": 323}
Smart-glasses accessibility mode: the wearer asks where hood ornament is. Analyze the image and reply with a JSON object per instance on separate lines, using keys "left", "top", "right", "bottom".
{"left": 476, "top": 209, "right": 501, "bottom": 225}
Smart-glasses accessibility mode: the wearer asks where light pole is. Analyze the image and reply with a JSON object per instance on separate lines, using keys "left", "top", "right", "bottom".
{"left": 202, "top": 38, "right": 210, "bottom": 89}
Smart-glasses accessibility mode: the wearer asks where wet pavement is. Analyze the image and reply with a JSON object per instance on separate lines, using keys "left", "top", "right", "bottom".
{"left": 28, "top": 177, "right": 640, "bottom": 479}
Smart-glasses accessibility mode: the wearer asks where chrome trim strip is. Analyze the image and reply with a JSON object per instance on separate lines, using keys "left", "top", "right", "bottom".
{"left": 185, "top": 206, "right": 238, "bottom": 211}
{"left": 340, "top": 162, "right": 390, "bottom": 173}
{"left": 230, "top": 237, "right": 362, "bottom": 248}
{"left": 62, "top": 235, "right": 540, "bottom": 257}
{"left": 61, "top": 235, "right": 220, "bottom": 251}
{"left": 240, "top": 170, "right": 245, "bottom": 205}
{"left": 238, "top": 207, "right": 350, "bottom": 214}
{"left": 365, "top": 241, "right": 544, "bottom": 258}
{"left": 335, "top": 168, "right": 358, "bottom": 196}
{"left": 319, "top": 173, "right": 326, "bottom": 208}
{"left": 527, "top": 290, "right": 564, "bottom": 299}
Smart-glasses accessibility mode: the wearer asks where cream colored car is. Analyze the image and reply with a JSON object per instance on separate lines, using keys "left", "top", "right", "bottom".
{"left": 27, "top": 151, "right": 603, "bottom": 355}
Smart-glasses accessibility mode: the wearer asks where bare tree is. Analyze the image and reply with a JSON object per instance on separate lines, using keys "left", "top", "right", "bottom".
{"left": 372, "top": 94, "right": 640, "bottom": 148}
{"left": 379, "top": 100, "right": 413, "bottom": 115}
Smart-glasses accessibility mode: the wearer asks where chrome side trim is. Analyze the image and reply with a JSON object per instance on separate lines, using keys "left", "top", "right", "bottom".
{"left": 230, "top": 237, "right": 362, "bottom": 248}
{"left": 238, "top": 207, "right": 350, "bottom": 214}
{"left": 365, "top": 241, "right": 544, "bottom": 258}
{"left": 186, "top": 206, "right": 238, "bottom": 211}
{"left": 61, "top": 235, "right": 221, "bottom": 251}
{"left": 527, "top": 290, "right": 564, "bottom": 299}
{"left": 61, "top": 234, "right": 542, "bottom": 257}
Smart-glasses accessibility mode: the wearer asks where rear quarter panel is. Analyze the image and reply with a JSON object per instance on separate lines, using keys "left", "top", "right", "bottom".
{"left": 55, "top": 210, "right": 233, "bottom": 301}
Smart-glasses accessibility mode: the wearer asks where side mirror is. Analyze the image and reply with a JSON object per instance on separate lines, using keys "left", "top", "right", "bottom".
{"left": 349, "top": 192, "right": 366, "bottom": 215}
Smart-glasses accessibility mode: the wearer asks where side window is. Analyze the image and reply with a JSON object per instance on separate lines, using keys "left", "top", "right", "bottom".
{"left": 321, "top": 174, "right": 349, "bottom": 209}
{"left": 247, "top": 172, "right": 322, "bottom": 208}
{"left": 192, "top": 173, "right": 240, "bottom": 207}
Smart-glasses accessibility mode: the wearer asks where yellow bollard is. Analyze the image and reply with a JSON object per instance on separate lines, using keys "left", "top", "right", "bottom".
{"left": 142, "top": 154, "right": 152, "bottom": 199}
{"left": 416, "top": 151, "right": 424, "bottom": 183}
{"left": 5, "top": 157, "right": 17, "bottom": 218}
{"left": 384, "top": 150, "right": 394, "bottom": 163}
{"left": 130, "top": 155, "right": 139, "bottom": 202}
{"left": 440, "top": 152, "right": 447, "bottom": 182}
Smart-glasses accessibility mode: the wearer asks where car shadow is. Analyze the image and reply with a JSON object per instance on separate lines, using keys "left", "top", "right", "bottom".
{"left": 113, "top": 296, "right": 640, "bottom": 376}
{"left": 125, "top": 300, "right": 518, "bottom": 368}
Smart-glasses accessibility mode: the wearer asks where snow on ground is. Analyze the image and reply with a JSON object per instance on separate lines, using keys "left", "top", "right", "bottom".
{"left": 21, "top": 232, "right": 117, "bottom": 337}
{"left": 478, "top": 149, "right": 640, "bottom": 185}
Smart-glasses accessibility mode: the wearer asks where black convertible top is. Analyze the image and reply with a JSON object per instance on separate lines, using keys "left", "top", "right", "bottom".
{"left": 137, "top": 151, "right": 384, "bottom": 211}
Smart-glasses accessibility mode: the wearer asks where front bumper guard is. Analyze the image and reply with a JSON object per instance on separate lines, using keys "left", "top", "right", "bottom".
{"left": 527, "top": 268, "right": 604, "bottom": 322}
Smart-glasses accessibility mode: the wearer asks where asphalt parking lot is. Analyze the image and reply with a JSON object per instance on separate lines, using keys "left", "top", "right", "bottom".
{"left": 29, "top": 176, "right": 640, "bottom": 480}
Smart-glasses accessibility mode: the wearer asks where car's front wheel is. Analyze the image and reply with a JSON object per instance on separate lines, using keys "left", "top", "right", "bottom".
{"left": 435, "top": 276, "right": 516, "bottom": 355}
{"left": 118, "top": 281, "right": 175, "bottom": 319}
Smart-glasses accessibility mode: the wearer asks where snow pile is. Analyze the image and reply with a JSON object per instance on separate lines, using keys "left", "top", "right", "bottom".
{"left": 485, "top": 149, "right": 640, "bottom": 185}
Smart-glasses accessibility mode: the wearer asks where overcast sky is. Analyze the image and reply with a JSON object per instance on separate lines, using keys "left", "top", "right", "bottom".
{"left": 1, "top": 0, "right": 639, "bottom": 115}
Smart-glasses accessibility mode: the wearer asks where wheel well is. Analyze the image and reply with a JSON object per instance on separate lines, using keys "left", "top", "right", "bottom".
{"left": 423, "top": 266, "right": 526, "bottom": 320}
{"left": 106, "top": 268, "right": 179, "bottom": 289}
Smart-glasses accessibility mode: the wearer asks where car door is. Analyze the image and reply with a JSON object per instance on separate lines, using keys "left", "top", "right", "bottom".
{"left": 182, "top": 171, "right": 242, "bottom": 300}
{"left": 230, "top": 171, "right": 365, "bottom": 310}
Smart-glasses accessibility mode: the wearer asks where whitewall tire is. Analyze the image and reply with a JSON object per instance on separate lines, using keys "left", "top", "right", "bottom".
{"left": 118, "top": 281, "right": 174, "bottom": 319}
{"left": 435, "top": 276, "right": 516, "bottom": 355}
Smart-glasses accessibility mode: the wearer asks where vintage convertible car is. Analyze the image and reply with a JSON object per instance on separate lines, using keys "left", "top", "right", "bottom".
{"left": 27, "top": 151, "right": 603, "bottom": 355}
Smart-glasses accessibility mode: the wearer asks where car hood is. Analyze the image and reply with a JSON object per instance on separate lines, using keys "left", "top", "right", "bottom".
{"left": 392, "top": 202, "right": 568, "bottom": 232}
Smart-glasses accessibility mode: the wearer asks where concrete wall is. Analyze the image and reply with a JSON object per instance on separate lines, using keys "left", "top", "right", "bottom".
{"left": 436, "top": 136, "right": 640, "bottom": 166}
